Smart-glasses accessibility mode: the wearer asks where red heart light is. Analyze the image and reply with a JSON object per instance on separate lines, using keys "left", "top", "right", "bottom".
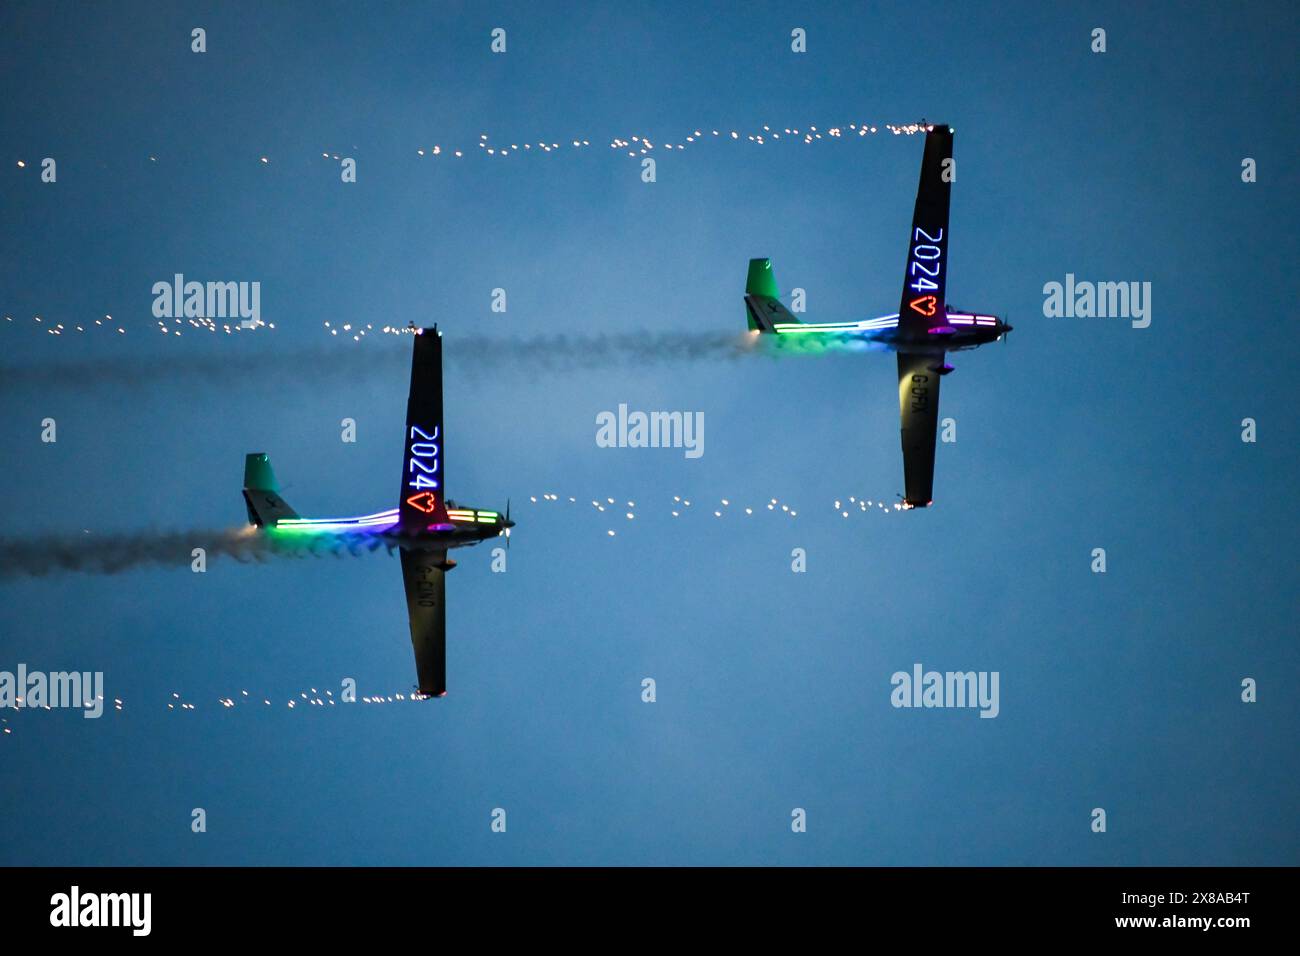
{"left": 909, "top": 295, "right": 938, "bottom": 317}
{"left": 405, "top": 492, "right": 439, "bottom": 514}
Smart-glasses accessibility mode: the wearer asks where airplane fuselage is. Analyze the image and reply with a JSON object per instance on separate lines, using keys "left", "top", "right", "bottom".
{"left": 747, "top": 296, "right": 1011, "bottom": 353}
{"left": 265, "top": 503, "right": 511, "bottom": 554}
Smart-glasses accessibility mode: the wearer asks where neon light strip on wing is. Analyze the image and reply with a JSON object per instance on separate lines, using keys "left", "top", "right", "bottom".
{"left": 447, "top": 512, "right": 500, "bottom": 524}
{"left": 774, "top": 324, "right": 856, "bottom": 332}
{"left": 772, "top": 312, "right": 999, "bottom": 334}
{"left": 274, "top": 518, "right": 397, "bottom": 528}
{"left": 274, "top": 508, "right": 399, "bottom": 532}
{"left": 277, "top": 509, "right": 398, "bottom": 525}
{"left": 270, "top": 520, "right": 399, "bottom": 534}
{"left": 773, "top": 313, "right": 900, "bottom": 334}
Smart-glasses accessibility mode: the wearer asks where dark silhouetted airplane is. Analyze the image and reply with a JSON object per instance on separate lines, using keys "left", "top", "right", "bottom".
{"left": 242, "top": 327, "right": 512, "bottom": 697}
{"left": 744, "top": 125, "right": 1010, "bottom": 507}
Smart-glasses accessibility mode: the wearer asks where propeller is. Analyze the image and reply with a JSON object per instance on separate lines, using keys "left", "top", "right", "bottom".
{"left": 504, "top": 498, "right": 512, "bottom": 549}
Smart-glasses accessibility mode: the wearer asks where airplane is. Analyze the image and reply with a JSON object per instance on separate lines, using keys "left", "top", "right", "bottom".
{"left": 240, "top": 326, "right": 513, "bottom": 697}
{"left": 743, "top": 124, "right": 1010, "bottom": 508}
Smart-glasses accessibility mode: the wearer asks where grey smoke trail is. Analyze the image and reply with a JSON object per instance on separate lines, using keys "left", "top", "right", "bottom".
{"left": 0, "top": 528, "right": 387, "bottom": 579}
{"left": 0, "top": 330, "right": 778, "bottom": 393}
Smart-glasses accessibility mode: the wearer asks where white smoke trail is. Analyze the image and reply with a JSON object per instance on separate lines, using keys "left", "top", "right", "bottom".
{"left": 0, "top": 330, "right": 863, "bottom": 393}
{"left": 0, "top": 527, "right": 389, "bottom": 578}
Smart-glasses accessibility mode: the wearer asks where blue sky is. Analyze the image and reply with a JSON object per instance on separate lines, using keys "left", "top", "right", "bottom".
{"left": 0, "top": 0, "right": 1296, "bottom": 864}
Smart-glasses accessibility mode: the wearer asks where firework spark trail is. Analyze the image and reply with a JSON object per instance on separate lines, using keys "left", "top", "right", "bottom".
{"left": 0, "top": 527, "right": 389, "bottom": 579}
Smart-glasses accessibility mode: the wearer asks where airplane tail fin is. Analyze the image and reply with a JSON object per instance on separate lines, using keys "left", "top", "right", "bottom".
{"left": 744, "top": 258, "right": 799, "bottom": 332}
{"left": 242, "top": 452, "right": 299, "bottom": 527}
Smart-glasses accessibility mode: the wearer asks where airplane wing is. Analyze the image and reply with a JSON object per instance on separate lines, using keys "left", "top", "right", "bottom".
{"left": 399, "top": 329, "right": 451, "bottom": 530}
{"left": 400, "top": 548, "right": 447, "bottom": 696}
{"left": 896, "top": 126, "right": 953, "bottom": 341}
{"left": 898, "top": 351, "right": 942, "bottom": 507}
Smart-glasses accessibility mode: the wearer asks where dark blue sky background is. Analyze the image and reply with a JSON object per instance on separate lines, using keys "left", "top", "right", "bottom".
{"left": 1, "top": 1, "right": 1296, "bottom": 864}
